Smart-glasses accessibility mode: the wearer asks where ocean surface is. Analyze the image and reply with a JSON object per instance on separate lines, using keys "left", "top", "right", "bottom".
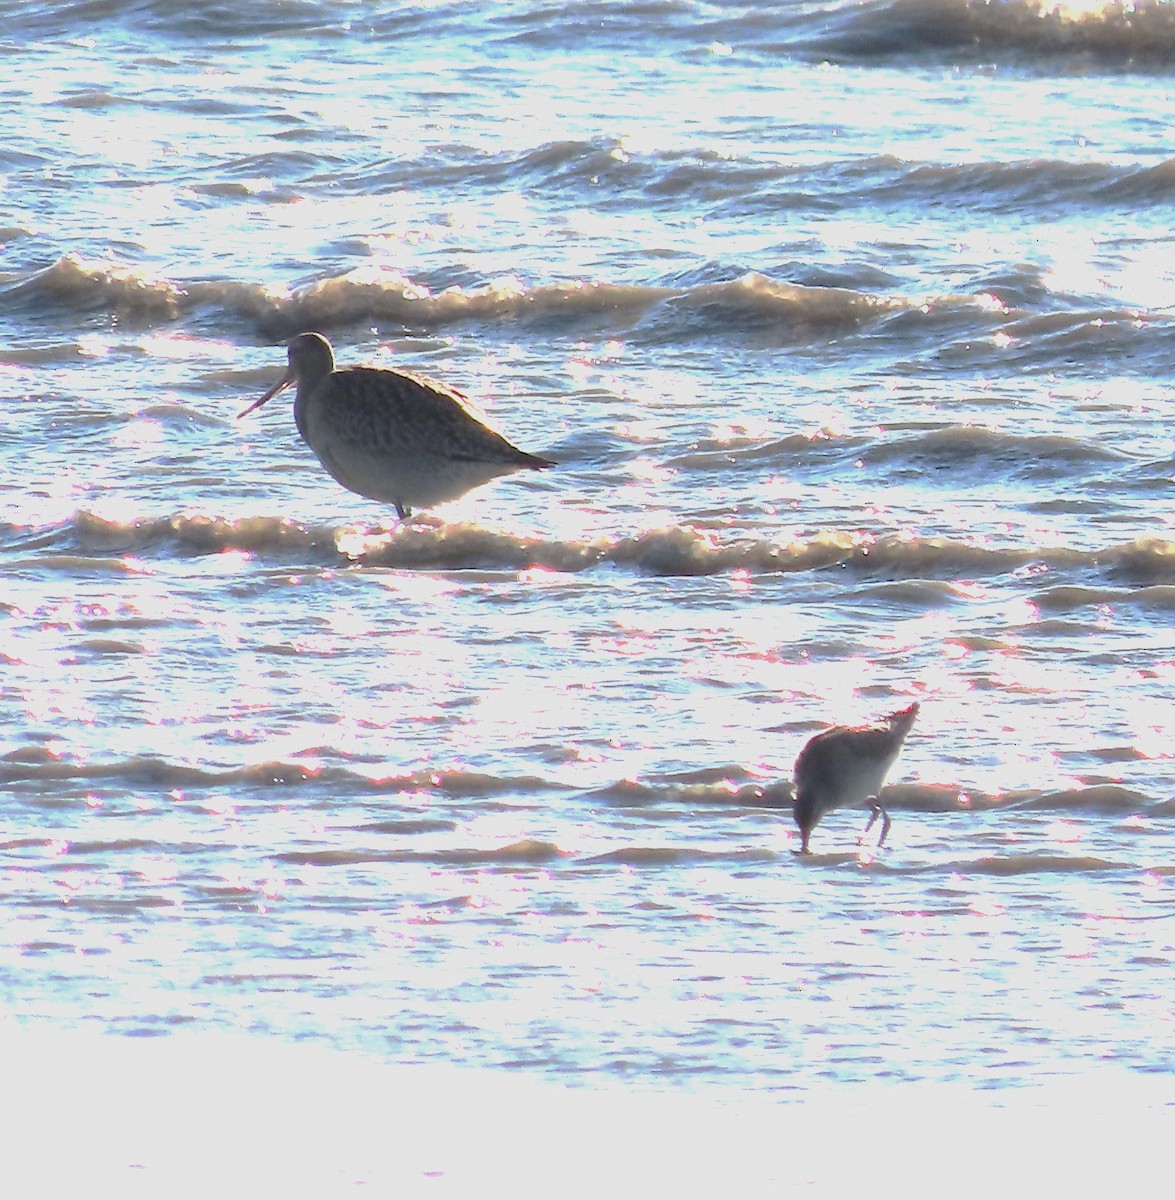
{"left": 3, "top": 0, "right": 1175, "bottom": 1188}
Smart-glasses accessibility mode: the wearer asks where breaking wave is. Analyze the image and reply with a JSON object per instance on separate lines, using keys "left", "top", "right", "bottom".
{"left": 3, "top": 254, "right": 917, "bottom": 342}
{"left": 16, "top": 0, "right": 1175, "bottom": 72}
{"left": 20, "top": 510, "right": 1174, "bottom": 585}
{"left": 795, "top": 0, "right": 1175, "bottom": 68}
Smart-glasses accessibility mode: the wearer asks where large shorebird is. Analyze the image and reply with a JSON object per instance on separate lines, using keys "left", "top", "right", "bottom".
{"left": 792, "top": 703, "right": 919, "bottom": 854}
{"left": 239, "top": 332, "right": 555, "bottom": 519}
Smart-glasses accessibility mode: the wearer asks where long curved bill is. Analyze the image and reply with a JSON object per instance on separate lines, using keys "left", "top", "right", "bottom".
{"left": 237, "top": 371, "right": 294, "bottom": 419}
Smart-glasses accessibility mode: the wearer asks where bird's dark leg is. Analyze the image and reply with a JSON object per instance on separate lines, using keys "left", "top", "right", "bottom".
{"left": 394, "top": 502, "right": 410, "bottom": 521}
{"left": 860, "top": 808, "right": 876, "bottom": 843}
{"left": 862, "top": 799, "right": 891, "bottom": 847}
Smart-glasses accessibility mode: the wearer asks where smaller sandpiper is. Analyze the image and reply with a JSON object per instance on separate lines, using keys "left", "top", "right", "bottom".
{"left": 792, "top": 702, "right": 919, "bottom": 855}
{"left": 239, "top": 332, "right": 555, "bottom": 520}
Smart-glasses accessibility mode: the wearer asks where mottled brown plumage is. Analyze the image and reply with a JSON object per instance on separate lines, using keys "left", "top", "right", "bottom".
{"left": 239, "top": 332, "right": 555, "bottom": 519}
{"left": 793, "top": 703, "right": 919, "bottom": 854}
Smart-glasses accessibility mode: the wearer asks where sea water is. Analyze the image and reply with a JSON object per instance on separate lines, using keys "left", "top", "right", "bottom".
{"left": 2, "top": 0, "right": 1174, "bottom": 1187}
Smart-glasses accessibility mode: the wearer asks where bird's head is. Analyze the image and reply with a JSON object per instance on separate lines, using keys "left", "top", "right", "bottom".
{"left": 238, "top": 332, "right": 335, "bottom": 419}
{"left": 792, "top": 787, "right": 820, "bottom": 854}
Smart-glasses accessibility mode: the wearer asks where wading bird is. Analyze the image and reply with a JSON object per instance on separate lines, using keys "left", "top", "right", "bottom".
{"left": 792, "top": 703, "right": 919, "bottom": 854}
{"left": 239, "top": 332, "right": 555, "bottom": 520}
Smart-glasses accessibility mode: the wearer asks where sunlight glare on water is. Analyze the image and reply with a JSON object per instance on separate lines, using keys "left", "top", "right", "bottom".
{"left": 2, "top": 5, "right": 1174, "bottom": 1179}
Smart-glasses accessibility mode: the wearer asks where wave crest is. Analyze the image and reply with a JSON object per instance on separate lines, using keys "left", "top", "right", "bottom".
{"left": 1, "top": 254, "right": 936, "bottom": 342}
{"left": 49, "top": 511, "right": 1175, "bottom": 584}
{"left": 806, "top": 0, "right": 1175, "bottom": 66}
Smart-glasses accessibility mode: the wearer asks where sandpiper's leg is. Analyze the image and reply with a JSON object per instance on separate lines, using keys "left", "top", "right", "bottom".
{"left": 860, "top": 800, "right": 891, "bottom": 846}
{"left": 864, "top": 800, "right": 892, "bottom": 847}
{"left": 394, "top": 503, "right": 410, "bottom": 521}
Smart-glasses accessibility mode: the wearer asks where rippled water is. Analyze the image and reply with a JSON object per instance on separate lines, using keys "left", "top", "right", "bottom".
{"left": 3, "top": 0, "right": 1174, "bottom": 1184}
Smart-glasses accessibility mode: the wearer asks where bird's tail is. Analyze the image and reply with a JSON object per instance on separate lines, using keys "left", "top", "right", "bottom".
{"left": 885, "top": 702, "right": 920, "bottom": 741}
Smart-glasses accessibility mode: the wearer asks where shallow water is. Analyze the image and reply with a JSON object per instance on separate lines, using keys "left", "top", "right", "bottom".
{"left": 2, "top": 0, "right": 1174, "bottom": 1176}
